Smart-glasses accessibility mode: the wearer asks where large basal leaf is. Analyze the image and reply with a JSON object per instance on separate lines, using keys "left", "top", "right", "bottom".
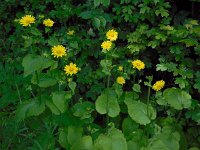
{"left": 52, "top": 91, "right": 69, "bottom": 113}
{"left": 31, "top": 73, "right": 57, "bottom": 88}
{"left": 22, "top": 54, "right": 57, "bottom": 77}
{"left": 72, "top": 101, "right": 94, "bottom": 119}
{"left": 124, "top": 98, "right": 156, "bottom": 125}
{"left": 94, "top": 128, "right": 127, "bottom": 150}
{"left": 67, "top": 126, "right": 83, "bottom": 145}
{"left": 143, "top": 126, "right": 180, "bottom": 150}
{"left": 71, "top": 136, "right": 94, "bottom": 150}
{"left": 95, "top": 89, "right": 120, "bottom": 117}
{"left": 15, "top": 98, "right": 45, "bottom": 121}
{"left": 163, "top": 88, "right": 191, "bottom": 110}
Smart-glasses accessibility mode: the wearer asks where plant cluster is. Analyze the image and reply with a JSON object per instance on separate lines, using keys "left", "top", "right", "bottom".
{"left": 0, "top": 0, "right": 200, "bottom": 149}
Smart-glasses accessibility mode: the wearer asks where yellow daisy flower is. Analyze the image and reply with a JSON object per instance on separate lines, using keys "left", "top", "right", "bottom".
{"left": 152, "top": 80, "right": 165, "bottom": 91}
{"left": 116, "top": 76, "right": 125, "bottom": 85}
{"left": 67, "top": 30, "right": 75, "bottom": 35}
{"left": 51, "top": 45, "right": 67, "bottom": 58}
{"left": 132, "top": 59, "right": 145, "bottom": 71}
{"left": 106, "top": 29, "right": 118, "bottom": 41}
{"left": 118, "top": 66, "right": 123, "bottom": 71}
{"left": 19, "top": 15, "right": 35, "bottom": 27}
{"left": 43, "top": 19, "right": 54, "bottom": 27}
{"left": 101, "top": 41, "right": 112, "bottom": 51}
{"left": 64, "top": 63, "right": 79, "bottom": 76}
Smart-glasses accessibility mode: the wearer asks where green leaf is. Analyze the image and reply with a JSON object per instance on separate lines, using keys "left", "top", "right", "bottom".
{"left": 67, "top": 126, "right": 83, "bottom": 145}
{"left": 156, "top": 64, "right": 168, "bottom": 71}
{"left": 132, "top": 84, "right": 141, "bottom": 93}
{"left": 71, "top": 136, "right": 94, "bottom": 150}
{"left": 101, "top": 0, "right": 110, "bottom": 7}
{"left": 30, "top": 27, "right": 42, "bottom": 36}
{"left": 24, "top": 37, "right": 33, "bottom": 48}
{"left": 98, "top": 16, "right": 107, "bottom": 27}
{"left": 46, "top": 100, "right": 61, "bottom": 115}
{"left": 22, "top": 54, "right": 57, "bottom": 77}
{"left": 16, "top": 98, "right": 45, "bottom": 122}
{"left": 95, "top": 89, "right": 120, "bottom": 117}
{"left": 100, "top": 59, "right": 112, "bottom": 75}
{"left": 144, "top": 126, "right": 180, "bottom": 150}
{"left": 72, "top": 101, "right": 94, "bottom": 119}
{"left": 94, "top": 0, "right": 101, "bottom": 7}
{"left": 31, "top": 73, "right": 57, "bottom": 88}
{"left": 52, "top": 91, "right": 68, "bottom": 113}
{"left": 68, "top": 81, "right": 76, "bottom": 93}
{"left": 124, "top": 99, "right": 156, "bottom": 125}
{"left": 93, "top": 17, "right": 101, "bottom": 29}
{"left": 163, "top": 88, "right": 192, "bottom": 110}
{"left": 94, "top": 128, "right": 127, "bottom": 150}
{"left": 122, "top": 117, "right": 139, "bottom": 138}
{"left": 79, "top": 11, "right": 93, "bottom": 19}
{"left": 48, "top": 37, "right": 60, "bottom": 46}
{"left": 59, "top": 128, "right": 69, "bottom": 148}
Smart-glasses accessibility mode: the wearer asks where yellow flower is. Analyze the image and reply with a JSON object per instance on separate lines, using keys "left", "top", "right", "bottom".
{"left": 51, "top": 45, "right": 67, "bottom": 58}
{"left": 132, "top": 59, "right": 145, "bottom": 71}
{"left": 64, "top": 63, "right": 79, "bottom": 76}
{"left": 116, "top": 76, "right": 125, "bottom": 85}
{"left": 101, "top": 41, "right": 112, "bottom": 51}
{"left": 152, "top": 80, "right": 165, "bottom": 91}
{"left": 67, "top": 30, "right": 75, "bottom": 35}
{"left": 43, "top": 19, "right": 54, "bottom": 27}
{"left": 106, "top": 29, "right": 118, "bottom": 41}
{"left": 19, "top": 15, "right": 35, "bottom": 27}
{"left": 118, "top": 66, "right": 123, "bottom": 71}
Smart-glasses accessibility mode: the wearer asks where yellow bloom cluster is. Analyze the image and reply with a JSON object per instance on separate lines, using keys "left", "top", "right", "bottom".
{"left": 101, "top": 29, "right": 118, "bottom": 52}
{"left": 152, "top": 80, "right": 165, "bottom": 91}
{"left": 101, "top": 41, "right": 112, "bottom": 51}
{"left": 19, "top": 15, "right": 35, "bottom": 27}
{"left": 116, "top": 76, "right": 125, "bottom": 85}
{"left": 132, "top": 59, "right": 145, "bottom": 71}
{"left": 64, "top": 63, "right": 79, "bottom": 76}
{"left": 19, "top": 15, "right": 54, "bottom": 27}
{"left": 51, "top": 45, "right": 67, "bottom": 58}
{"left": 43, "top": 19, "right": 54, "bottom": 27}
{"left": 106, "top": 29, "right": 118, "bottom": 41}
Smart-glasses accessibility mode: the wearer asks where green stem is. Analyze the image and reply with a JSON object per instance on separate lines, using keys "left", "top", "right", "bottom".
{"left": 146, "top": 86, "right": 151, "bottom": 140}
{"left": 15, "top": 83, "right": 22, "bottom": 104}
{"left": 35, "top": 71, "right": 42, "bottom": 101}
{"left": 147, "top": 86, "right": 151, "bottom": 118}
{"left": 105, "top": 53, "right": 111, "bottom": 128}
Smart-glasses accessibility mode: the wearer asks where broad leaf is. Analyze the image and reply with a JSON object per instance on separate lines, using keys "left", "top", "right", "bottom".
{"left": 94, "top": 128, "right": 127, "bottom": 150}
{"left": 16, "top": 98, "right": 45, "bottom": 121}
{"left": 124, "top": 98, "right": 156, "bottom": 125}
{"left": 163, "top": 88, "right": 191, "bottom": 110}
{"left": 95, "top": 89, "right": 120, "bottom": 117}
{"left": 52, "top": 91, "right": 68, "bottom": 113}
{"left": 22, "top": 54, "right": 57, "bottom": 77}
{"left": 71, "top": 136, "right": 94, "bottom": 150}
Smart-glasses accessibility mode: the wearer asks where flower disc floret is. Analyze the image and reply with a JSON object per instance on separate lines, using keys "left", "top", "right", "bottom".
{"left": 43, "top": 19, "right": 54, "bottom": 27}
{"left": 51, "top": 45, "right": 67, "bottom": 58}
{"left": 152, "top": 80, "right": 165, "bottom": 91}
{"left": 106, "top": 29, "right": 118, "bottom": 41}
{"left": 19, "top": 15, "right": 35, "bottom": 26}
{"left": 101, "top": 41, "right": 112, "bottom": 51}
{"left": 117, "top": 76, "right": 125, "bottom": 85}
{"left": 64, "top": 63, "right": 79, "bottom": 76}
{"left": 132, "top": 59, "right": 145, "bottom": 71}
